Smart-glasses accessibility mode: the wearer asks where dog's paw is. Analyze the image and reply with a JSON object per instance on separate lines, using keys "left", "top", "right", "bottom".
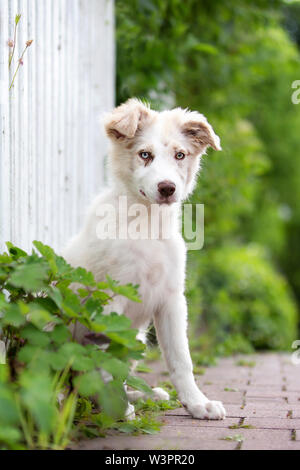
{"left": 124, "top": 403, "right": 136, "bottom": 421}
{"left": 188, "top": 400, "right": 226, "bottom": 420}
{"left": 152, "top": 387, "right": 170, "bottom": 401}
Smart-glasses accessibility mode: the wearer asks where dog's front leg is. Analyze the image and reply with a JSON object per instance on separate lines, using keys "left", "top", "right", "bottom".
{"left": 154, "top": 293, "right": 226, "bottom": 420}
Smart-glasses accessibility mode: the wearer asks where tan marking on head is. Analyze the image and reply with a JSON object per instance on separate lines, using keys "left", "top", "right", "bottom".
{"left": 182, "top": 120, "right": 221, "bottom": 152}
{"left": 104, "top": 98, "right": 154, "bottom": 142}
{"left": 171, "top": 143, "right": 186, "bottom": 154}
{"left": 126, "top": 141, "right": 135, "bottom": 150}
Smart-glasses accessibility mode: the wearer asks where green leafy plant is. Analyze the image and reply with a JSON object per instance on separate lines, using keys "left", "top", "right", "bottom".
{"left": 0, "top": 241, "right": 152, "bottom": 449}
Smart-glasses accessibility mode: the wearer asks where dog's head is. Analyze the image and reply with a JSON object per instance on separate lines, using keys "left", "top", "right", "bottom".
{"left": 104, "top": 98, "right": 221, "bottom": 205}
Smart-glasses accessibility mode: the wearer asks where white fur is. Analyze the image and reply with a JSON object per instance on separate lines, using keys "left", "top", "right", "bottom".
{"left": 63, "top": 99, "right": 225, "bottom": 420}
{"left": 126, "top": 387, "right": 170, "bottom": 403}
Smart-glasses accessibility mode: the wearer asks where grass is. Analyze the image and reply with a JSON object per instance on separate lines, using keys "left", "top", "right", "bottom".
{"left": 71, "top": 381, "right": 181, "bottom": 443}
{"left": 144, "top": 347, "right": 160, "bottom": 362}
{"left": 192, "top": 351, "right": 218, "bottom": 367}
{"left": 194, "top": 366, "right": 206, "bottom": 375}
{"left": 221, "top": 434, "right": 244, "bottom": 443}
{"left": 135, "top": 362, "right": 153, "bottom": 373}
{"left": 235, "top": 359, "right": 256, "bottom": 367}
{"left": 229, "top": 424, "right": 255, "bottom": 429}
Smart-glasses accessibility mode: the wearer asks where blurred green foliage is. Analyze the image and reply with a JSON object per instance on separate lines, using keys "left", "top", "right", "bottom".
{"left": 116, "top": 0, "right": 300, "bottom": 353}
{"left": 188, "top": 245, "right": 297, "bottom": 355}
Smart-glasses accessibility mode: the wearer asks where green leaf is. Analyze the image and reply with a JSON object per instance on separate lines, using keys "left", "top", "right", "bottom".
{"left": 58, "top": 343, "right": 94, "bottom": 371}
{"left": 20, "top": 370, "right": 57, "bottom": 434}
{"left": 192, "top": 42, "right": 218, "bottom": 55}
{"left": 0, "top": 426, "right": 22, "bottom": 445}
{"left": 72, "top": 355, "right": 94, "bottom": 372}
{"left": 92, "top": 290, "right": 111, "bottom": 303}
{"left": 126, "top": 375, "right": 153, "bottom": 394}
{"left": 0, "top": 268, "right": 9, "bottom": 282}
{"left": 27, "top": 306, "right": 55, "bottom": 330}
{"left": 93, "top": 312, "right": 132, "bottom": 332}
{"left": 0, "top": 383, "right": 19, "bottom": 425}
{"left": 22, "top": 325, "right": 51, "bottom": 347}
{"left": 75, "top": 397, "right": 93, "bottom": 419}
{"left": 73, "top": 370, "right": 103, "bottom": 396}
{"left": 1, "top": 302, "right": 27, "bottom": 327}
{"left": 84, "top": 297, "right": 104, "bottom": 318}
{"left": 91, "top": 411, "right": 116, "bottom": 429}
{"left": 118, "top": 417, "right": 160, "bottom": 435}
{"left": 107, "top": 329, "right": 144, "bottom": 350}
{"left": 33, "top": 241, "right": 75, "bottom": 280}
{"left": 15, "top": 14, "right": 21, "bottom": 25}
{"left": 18, "top": 346, "right": 51, "bottom": 372}
{"left": 98, "top": 380, "right": 127, "bottom": 419}
{"left": 17, "top": 344, "right": 39, "bottom": 364}
{"left": 105, "top": 276, "right": 141, "bottom": 302}
{"left": 50, "top": 324, "right": 71, "bottom": 344}
{"left": 77, "top": 288, "right": 90, "bottom": 298}
{"left": 46, "top": 285, "right": 64, "bottom": 310}
{"left": 6, "top": 242, "right": 27, "bottom": 260}
{"left": 33, "top": 241, "right": 58, "bottom": 275}
{"left": 0, "top": 365, "right": 9, "bottom": 382}
{"left": 34, "top": 296, "right": 59, "bottom": 315}
{"left": 60, "top": 289, "right": 82, "bottom": 318}
{"left": 67, "top": 267, "right": 96, "bottom": 286}
{"left": 48, "top": 350, "right": 68, "bottom": 371}
{"left": 59, "top": 342, "right": 86, "bottom": 358}
{"left": 0, "top": 252, "right": 12, "bottom": 264}
{"left": 9, "top": 257, "right": 49, "bottom": 292}
{"left": 100, "top": 357, "right": 129, "bottom": 381}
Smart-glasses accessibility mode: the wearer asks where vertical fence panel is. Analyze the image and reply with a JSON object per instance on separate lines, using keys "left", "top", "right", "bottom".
{"left": 0, "top": 0, "right": 115, "bottom": 253}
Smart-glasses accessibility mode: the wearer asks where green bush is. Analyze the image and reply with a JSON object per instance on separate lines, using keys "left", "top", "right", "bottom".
{"left": 187, "top": 245, "right": 298, "bottom": 356}
{"left": 0, "top": 241, "right": 151, "bottom": 449}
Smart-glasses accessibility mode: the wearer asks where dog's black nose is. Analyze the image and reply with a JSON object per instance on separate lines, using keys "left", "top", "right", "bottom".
{"left": 158, "top": 181, "right": 176, "bottom": 198}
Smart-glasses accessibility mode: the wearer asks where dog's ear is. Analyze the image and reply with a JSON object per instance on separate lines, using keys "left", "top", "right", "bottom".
{"left": 104, "top": 98, "right": 151, "bottom": 141}
{"left": 182, "top": 114, "right": 221, "bottom": 152}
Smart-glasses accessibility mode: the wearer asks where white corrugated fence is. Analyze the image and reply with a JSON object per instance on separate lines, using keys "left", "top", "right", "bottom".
{"left": 0, "top": 0, "right": 115, "bottom": 253}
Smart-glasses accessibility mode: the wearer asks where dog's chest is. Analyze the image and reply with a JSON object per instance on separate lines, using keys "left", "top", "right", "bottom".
{"left": 113, "top": 237, "right": 185, "bottom": 326}
{"left": 86, "top": 235, "right": 186, "bottom": 324}
{"left": 128, "top": 237, "right": 186, "bottom": 297}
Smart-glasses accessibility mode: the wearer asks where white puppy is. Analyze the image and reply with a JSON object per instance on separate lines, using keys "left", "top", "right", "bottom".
{"left": 63, "top": 98, "right": 226, "bottom": 420}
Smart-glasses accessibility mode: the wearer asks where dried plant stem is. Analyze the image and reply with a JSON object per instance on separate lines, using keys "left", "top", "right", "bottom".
{"left": 8, "top": 27, "right": 17, "bottom": 68}
{"left": 8, "top": 14, "right": 21, "bottom": 69}
{"left": 9, "top": 44, "right": 29, "bottom": 91}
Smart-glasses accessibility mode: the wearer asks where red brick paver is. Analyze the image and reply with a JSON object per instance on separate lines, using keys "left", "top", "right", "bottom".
{"left": 74, "top": 353, "right": 300, "bottom": 450}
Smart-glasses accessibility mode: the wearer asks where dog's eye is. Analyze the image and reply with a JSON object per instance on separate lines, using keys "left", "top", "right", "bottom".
{"left": 175, "top": 152, "right": 185, "bottom": 160}
{"left": 139, "top": 151, "right": 151, "bottom": 160}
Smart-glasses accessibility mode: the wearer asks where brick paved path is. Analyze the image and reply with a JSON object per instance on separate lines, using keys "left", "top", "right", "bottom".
{"left": 75, "top": 353, "right": 300, "bottom": 450}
